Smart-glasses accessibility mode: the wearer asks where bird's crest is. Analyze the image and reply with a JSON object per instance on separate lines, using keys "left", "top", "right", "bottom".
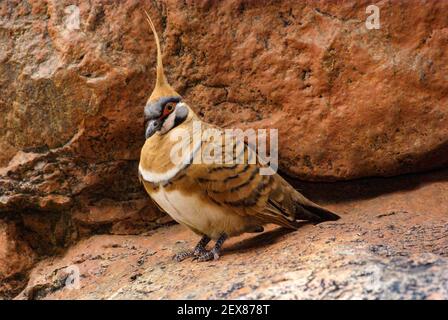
{"left": 144, "top": 10, "right": 180, "bottom": 102}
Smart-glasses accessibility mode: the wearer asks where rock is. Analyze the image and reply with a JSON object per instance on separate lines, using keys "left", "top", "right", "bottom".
{"left": 15, "top": 169, "right": 448, "bottom": 300}
{"left": 0, "top": 220, "right": 36, "bottom": 299}
{"left": 1, "top": 1, "right": 447, "bottom": 219}
{"left": 166, "top": 0, "right": 448, "bottom": 180}
{"left": 0, "top": 0, "right": 165, "bottom": 255}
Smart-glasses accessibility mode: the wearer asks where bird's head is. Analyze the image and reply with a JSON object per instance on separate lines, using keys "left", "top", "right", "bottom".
{"left": 143, "top": 11, "right": 194, "bottom": 139}
{"left": 144, "top": 95, "right": 190, "bottom": 139}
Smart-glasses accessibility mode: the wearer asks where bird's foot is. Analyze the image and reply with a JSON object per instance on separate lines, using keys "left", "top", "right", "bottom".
{"left": 173, "top": 250, "right": 194, "bottom": 262}
{"left": 173, "top": 235, "right": 211, "bottom": 262}
{"left": 173, "top": 246, "right": 210, "bottom": 262}
{"left": 193, "top": 249, "right": 220, "bottom": 262}
{"left": 193, "top": 233, "right": 227, "bottom": 262}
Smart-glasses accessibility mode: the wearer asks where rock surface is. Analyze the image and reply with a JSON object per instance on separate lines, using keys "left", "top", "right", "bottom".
{"left": 0, "top": 0, "right": 166, "bottom": 256}
{"left": 16, "top": 169, "right": 448, "bottom": 300}
{"left": 0, "top": 219, "right": 36, "bottom": 298}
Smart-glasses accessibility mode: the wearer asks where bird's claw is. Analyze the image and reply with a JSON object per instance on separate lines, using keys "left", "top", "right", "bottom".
{"left": 173, "top": 234, "right": 225, "bottom": 262}
{"left": 193, "top": 250, "right": 220, "bottom": 262}
{"left": 172, "top": 251, "right": 194, "bottom": 262}
{"left": 173, "top": 247, "right": 208, "bottom": 262}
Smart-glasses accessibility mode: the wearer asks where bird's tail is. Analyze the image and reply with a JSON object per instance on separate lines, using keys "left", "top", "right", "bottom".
{"left": 268, "top": 175, "right": 340, "bottom": 226}
{"left": 293, "top": 192, "right": 340, "bottom": 223}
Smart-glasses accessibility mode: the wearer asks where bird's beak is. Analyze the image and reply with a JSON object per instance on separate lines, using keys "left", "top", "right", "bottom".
{"left": 145, "top": 118, "right": 162, "bottom": 139}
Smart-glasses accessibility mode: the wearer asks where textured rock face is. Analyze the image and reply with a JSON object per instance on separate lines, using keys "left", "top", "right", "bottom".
{"left": 0, "top": 0, "right": 447, "bottom": 298}
{"left": 0, "top": 220, "right": 36, "bottom": 298}
{"left": 165, "top": 0, "right": 448, "bottom": 180}
{"left": 1, "top": 0, "right": 447, "bottom": 176}
{"left": 16, "top": 169, "right": 448, "bottom": 300}
{"left": 0, "top": 0, "right": 165, "bottom": 254}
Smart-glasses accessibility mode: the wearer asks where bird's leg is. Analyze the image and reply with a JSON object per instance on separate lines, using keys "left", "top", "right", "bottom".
{"left": 193, "top": 235, "right": 211, "bottom": 256}
{"left": 173, "top": 235, "right": 211, "bottom": 262}
{"left": 195, "top": 233, "right": 228, "bottom": 262}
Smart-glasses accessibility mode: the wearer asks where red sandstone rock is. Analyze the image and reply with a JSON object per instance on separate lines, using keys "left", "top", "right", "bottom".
{"left": 16, "top": 169, "right": 448, "bottom": 300}
{"left": 0, "top": 220, "right": 36, "bottom": 298}
{"left": 0, "top": 0, "right": 446, "bottom": 181}
{"left": 0, "top": 0, "right": 164, "bottom": 248}
{"left": 0, "top": 0, "right": 446, "bottom": 243}
{"left": 169, "top": 0, "right": 448, "bottom": 180}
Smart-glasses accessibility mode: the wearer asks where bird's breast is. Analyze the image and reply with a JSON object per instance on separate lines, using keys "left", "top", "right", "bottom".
{"left": 148, "top": 186, "right": 252, "bottom": 239}
{"left": 139, "top": 125, "right": 201, "bottom": 184}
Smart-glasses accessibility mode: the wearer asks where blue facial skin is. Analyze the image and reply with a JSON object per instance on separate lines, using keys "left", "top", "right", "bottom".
{"left": 144, "top": 96, "right": 182, "bottom": 139}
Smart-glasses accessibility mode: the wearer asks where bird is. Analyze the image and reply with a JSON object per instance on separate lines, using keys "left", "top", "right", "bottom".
{"left": 139, "top": 11, "right": 340, "bottom": 262}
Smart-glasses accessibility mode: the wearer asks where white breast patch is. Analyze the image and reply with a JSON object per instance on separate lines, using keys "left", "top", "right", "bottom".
{"left": 139, "top": 136, "right": 202, "bottom": 184}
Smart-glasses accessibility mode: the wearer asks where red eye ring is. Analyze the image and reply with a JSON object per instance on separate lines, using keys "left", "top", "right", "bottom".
{"left": 161, "top": 103, "right": 175, "bottom": 118}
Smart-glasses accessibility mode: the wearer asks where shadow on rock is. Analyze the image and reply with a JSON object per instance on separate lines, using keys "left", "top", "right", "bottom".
{"left": 225, "top": 224, "right": 308, "bottom": 254}
{"left": 286, "top": 168, "right": 448, "bottom": 205}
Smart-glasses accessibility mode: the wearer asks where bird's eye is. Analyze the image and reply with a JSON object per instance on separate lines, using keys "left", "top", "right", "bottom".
{"left": 166, "top": 104, "right": 174, "bottom": 112}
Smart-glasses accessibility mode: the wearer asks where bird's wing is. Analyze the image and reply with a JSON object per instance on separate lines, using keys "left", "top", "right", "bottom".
{"left": 185, "top": 123, "right": 339, "bottom": 228}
